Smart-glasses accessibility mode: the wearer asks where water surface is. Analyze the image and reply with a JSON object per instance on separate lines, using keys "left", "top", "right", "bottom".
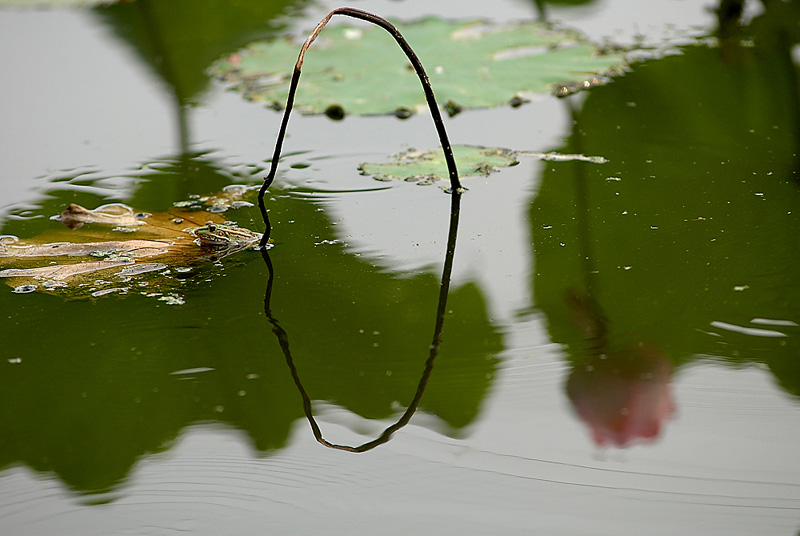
{"left": 1, "top": 0, "right": 799, "bottom": 534}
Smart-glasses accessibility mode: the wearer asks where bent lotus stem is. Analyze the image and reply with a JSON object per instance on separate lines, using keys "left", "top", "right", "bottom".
{"left": 258, "top": 7, "right": 463, "bottom": 247}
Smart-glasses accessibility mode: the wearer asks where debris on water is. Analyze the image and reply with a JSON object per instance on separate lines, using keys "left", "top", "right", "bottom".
{"left": 173, "top": 200, "right": 202, "bottom": 209}
{"left": 12, "top": 284, "right": 36, "bottom": 294}
{"left": 751, "top": 318, "right": 798, "bottom": 327}
{"left": 222, "top": 184, "right": 256, "bottom": 195}
{"left": 117, "top": 263, "right": 168, "bottom": 277}
{"left": 519, "top": 151, "right": 609, "bottom": 164}
{"left": 170, "top": 367, "right": 215, "bottom": 375}
{"left": 442, "top": 186, "right": 469, "bottom": 194}
{"left": 711, "top": 320, "right": 787, "bottom": 338}
{"left": 91, "top": 287, "right": 129, "bottom": 298}
{"left": 158, "top": 293, "right": 185, "bottom": 306}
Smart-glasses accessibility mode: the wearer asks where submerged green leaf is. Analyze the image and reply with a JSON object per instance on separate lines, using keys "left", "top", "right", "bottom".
{"left": 210, "top": 18, "right": 626, "bottom": 116}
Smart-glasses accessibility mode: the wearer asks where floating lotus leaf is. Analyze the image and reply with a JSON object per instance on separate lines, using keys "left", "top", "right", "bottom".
{"left": 359, "top": 145, "right": 517, "bottom": 184}
{"left": 358, "top": 145, "right": 608, "bottom": 183}
{"left": 210, "top": 18, "right": 626, "bottom": 116}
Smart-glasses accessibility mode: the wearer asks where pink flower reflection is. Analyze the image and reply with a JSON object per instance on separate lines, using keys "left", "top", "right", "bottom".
{"left": 566, "top": 350, "right": 675, "bottom": 448}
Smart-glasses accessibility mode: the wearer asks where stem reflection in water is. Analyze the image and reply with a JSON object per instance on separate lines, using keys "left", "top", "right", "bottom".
{"left": 257, "top": 7, "right": 463, "bottom": 247}
{"left": 261, "top": 192, "right": 462, "bottom": 452}
{"left": 251, "top": 7, "right": 467, "bottom": 450}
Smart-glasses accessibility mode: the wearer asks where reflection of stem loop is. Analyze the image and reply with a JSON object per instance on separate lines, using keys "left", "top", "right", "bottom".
{"left": 261, "top": 191, "right": 461, "bottom": 452}
{"left": 257, "top": 7, "right": 463, "bottom": 247}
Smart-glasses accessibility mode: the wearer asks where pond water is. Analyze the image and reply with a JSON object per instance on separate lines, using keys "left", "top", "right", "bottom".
{"left": 1, "top": 0, "right": 799, "bottom": 534}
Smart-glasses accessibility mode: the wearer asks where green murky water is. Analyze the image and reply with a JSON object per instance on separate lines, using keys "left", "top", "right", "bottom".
{"left": 1, "top": 0, "right": 798, "bottom": 533}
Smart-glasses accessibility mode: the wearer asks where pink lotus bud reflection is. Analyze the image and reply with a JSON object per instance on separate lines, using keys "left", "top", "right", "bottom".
{"left": 566, "top": 349, "right": 675, "bottom": 448}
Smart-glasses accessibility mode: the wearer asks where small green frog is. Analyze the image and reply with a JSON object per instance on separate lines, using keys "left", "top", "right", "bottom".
{"left": 193, "top": 222, "right": 261, "bottom": 247}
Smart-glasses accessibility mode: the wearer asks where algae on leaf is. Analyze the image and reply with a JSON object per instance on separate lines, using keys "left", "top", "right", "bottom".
{"left": 210, "top": 18, "right": 626, "bottom": 116}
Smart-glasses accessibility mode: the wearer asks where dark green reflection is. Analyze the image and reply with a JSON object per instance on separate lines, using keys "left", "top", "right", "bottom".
{"left": 531, "top": 19, "right": 800, "bottom": 444}
{"left": 263, "top": 188, "right": 500, "bottom": 433}
{"left": 0, "top": 164, "right": 501, "bottom": 496}
{"left": 92, "top": 0, "right": 306, "bottom": 150}
{"left": 530, "top": 0, "right": 593, "bottom": 22}
{"left": 264, "top": 191, "right": 465, "bottom": 452}
{"left": 93, "top": 0, "right": 305, "bottom": 106}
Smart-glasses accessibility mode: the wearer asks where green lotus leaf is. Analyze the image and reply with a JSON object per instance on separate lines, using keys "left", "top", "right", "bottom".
{"left": 358, "top": 145, "right": 610, "bottom": 184}
{"left": 210, "top": 18, "right": 626, "bottom": 116}
{"left": 359, "top": 145, "right": 518, "bottom": 184}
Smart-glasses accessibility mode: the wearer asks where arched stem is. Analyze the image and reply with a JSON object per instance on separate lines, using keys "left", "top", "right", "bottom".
{"left": 258, "top": 7, "right": 462, "bottom": 247}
